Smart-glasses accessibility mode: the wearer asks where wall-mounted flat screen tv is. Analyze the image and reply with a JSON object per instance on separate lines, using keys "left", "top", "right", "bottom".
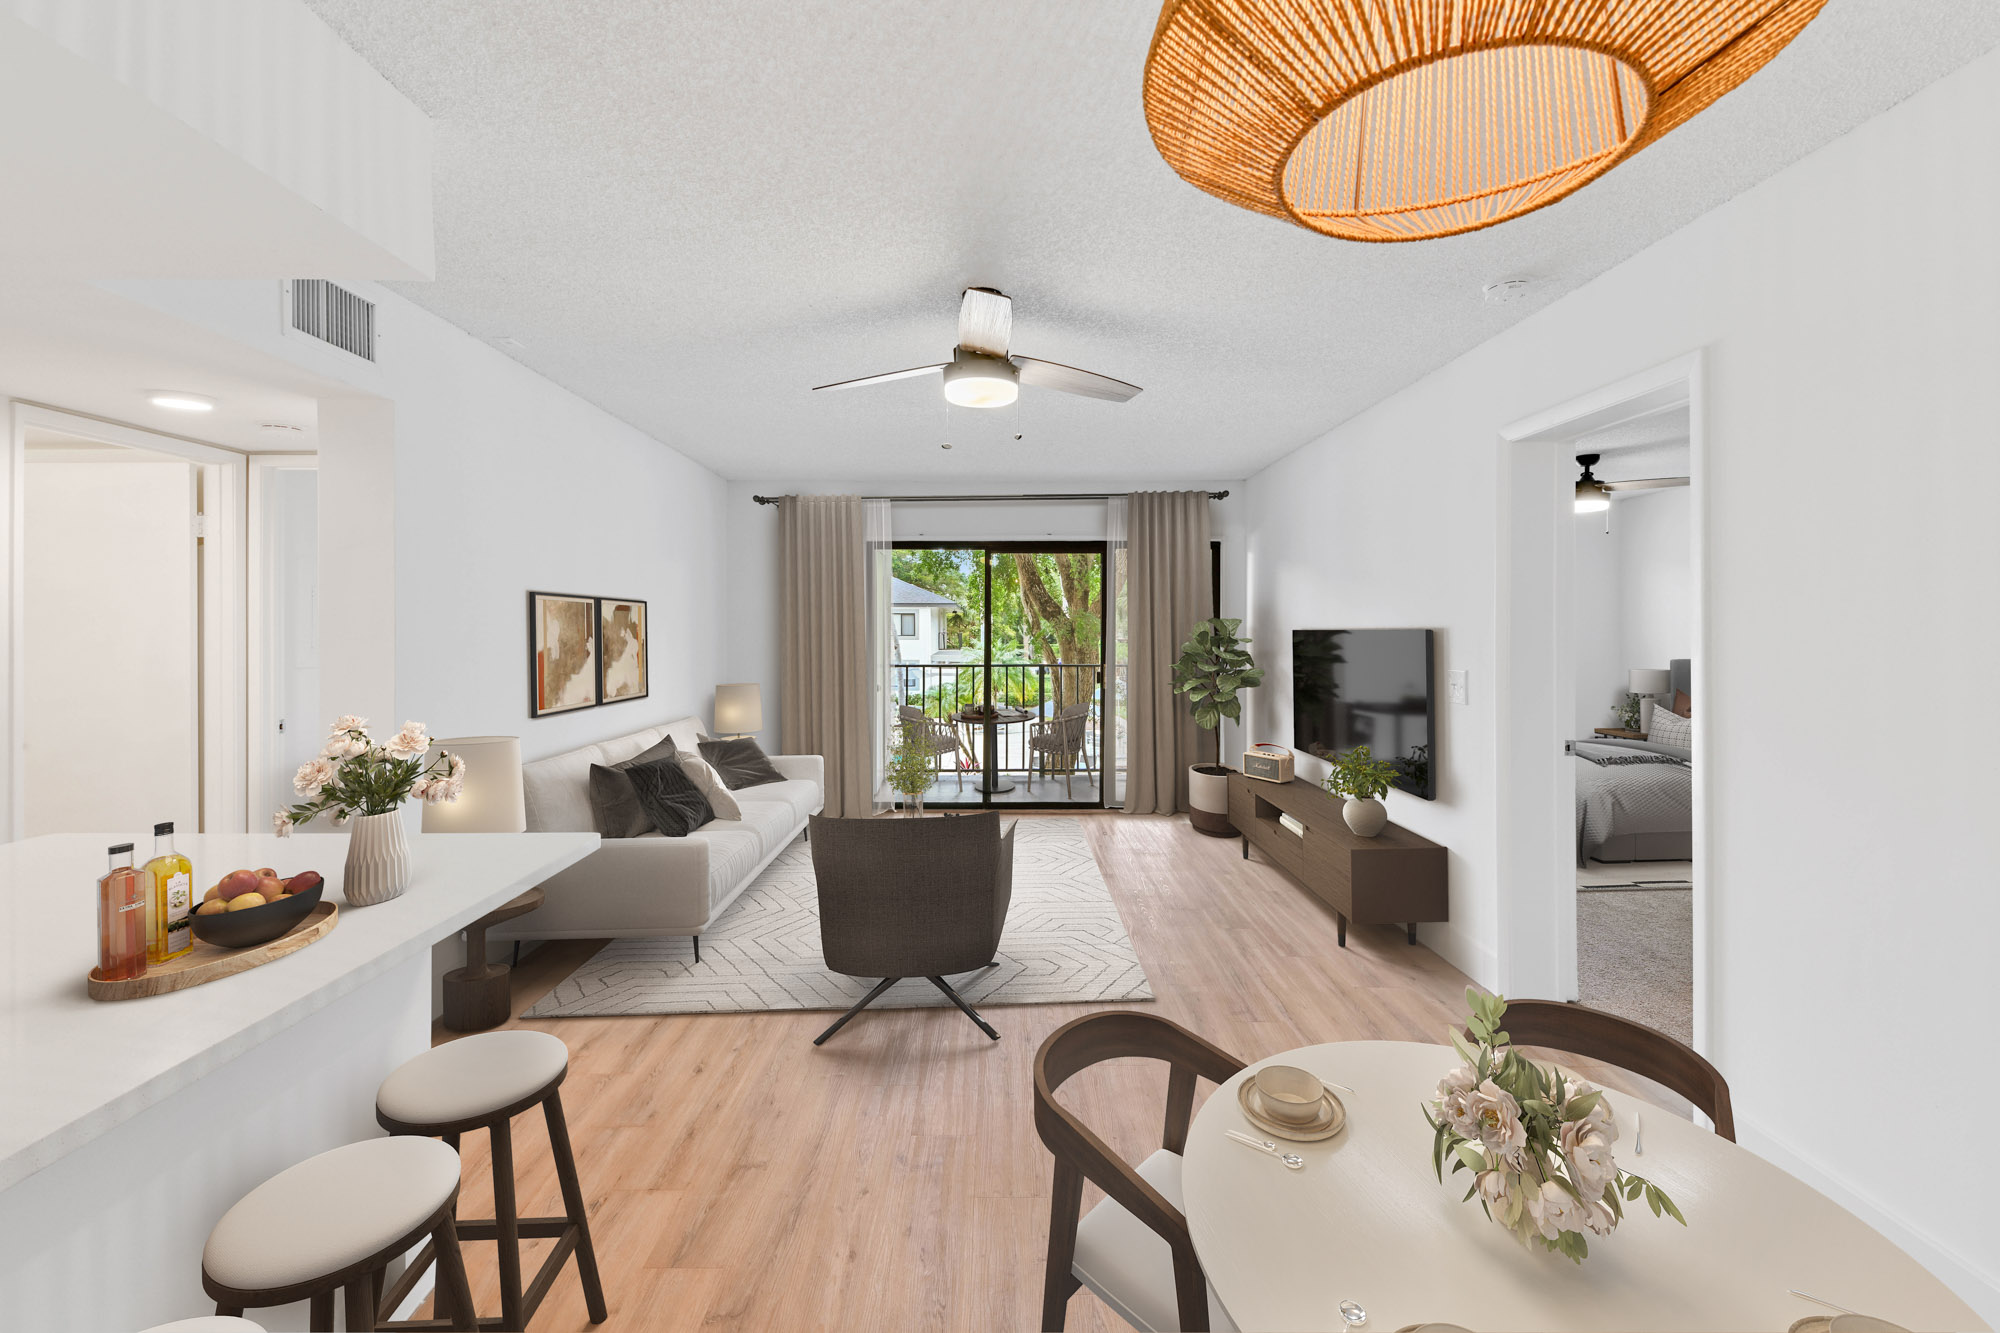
{"left": 1292, "top": 628, "right": 1436, "bottom": 800}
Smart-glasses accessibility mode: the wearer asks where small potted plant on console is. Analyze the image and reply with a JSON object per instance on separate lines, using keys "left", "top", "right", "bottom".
{"left": 1322, "top": 744, "right": 1400, "bottom": 837}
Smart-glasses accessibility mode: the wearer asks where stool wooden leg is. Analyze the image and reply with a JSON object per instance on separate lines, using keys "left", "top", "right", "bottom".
{"left": 431, "top": 1212, "right": 478, "bottom": 1333}
{"left": 491, "top": 1117, "right": 525, "bottom": 1331}
{"left": 215, "top": 1305, "right": 245, "bottom": 1318}
{"left": 344, "top": 1273, "right": 376, "bottom": 1331}
{"left": 544, "top": 1091, "right": 608, "bottom": 1323}
{"left": 310, "top": 1288, "right": 336, "bottom": 1331}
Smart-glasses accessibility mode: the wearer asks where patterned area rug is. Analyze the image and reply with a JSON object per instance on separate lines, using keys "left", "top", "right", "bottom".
{"left": 525, "top": 817, "right": 1153, "bottom": 1018}
{"left": 1577, "top": 887, "right": 1692, "bottom": 1044}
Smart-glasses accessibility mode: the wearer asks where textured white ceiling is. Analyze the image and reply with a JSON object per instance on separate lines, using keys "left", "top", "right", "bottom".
{"left": 301, "top": 1, "right": 2000, "bottom": 483}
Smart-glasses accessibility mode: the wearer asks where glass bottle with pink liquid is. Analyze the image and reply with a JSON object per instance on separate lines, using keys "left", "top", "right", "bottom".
{"left": 96, "top": 843, "right": 147, "bottom": 982}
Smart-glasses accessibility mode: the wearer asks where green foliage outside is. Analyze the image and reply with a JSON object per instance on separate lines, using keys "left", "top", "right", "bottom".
{"left": 891, "top": 547, "right": 1105, "bottom": 716}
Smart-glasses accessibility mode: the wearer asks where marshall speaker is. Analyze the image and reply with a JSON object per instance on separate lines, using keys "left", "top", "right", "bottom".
{"left": 1242, "top": 743, "right": 1294, "bottom": 784}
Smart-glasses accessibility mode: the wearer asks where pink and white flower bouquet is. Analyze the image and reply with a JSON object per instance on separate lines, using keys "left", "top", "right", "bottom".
{"left": 275, "top": 717, "right": 463, "bottom": 834}
{"left": 1424, "top": 989, "right": 1684, "bottom": 1263}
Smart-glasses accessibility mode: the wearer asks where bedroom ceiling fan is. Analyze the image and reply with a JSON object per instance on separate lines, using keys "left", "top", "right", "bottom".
{"left": 812, "top": 288, "right": 1142, "bottom": 408}
{"left": 1575, "top": 453, "right": 1689, "bottom": 513}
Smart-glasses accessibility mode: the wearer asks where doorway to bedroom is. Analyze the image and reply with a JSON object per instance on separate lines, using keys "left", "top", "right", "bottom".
{"left": 1497, "top": 353, "right": 1708, "bottom": 1058}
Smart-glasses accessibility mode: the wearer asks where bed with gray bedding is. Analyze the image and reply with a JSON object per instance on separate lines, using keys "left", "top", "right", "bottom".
{"left": 1574, "top": 739, "right": 1692, "bottom": 865}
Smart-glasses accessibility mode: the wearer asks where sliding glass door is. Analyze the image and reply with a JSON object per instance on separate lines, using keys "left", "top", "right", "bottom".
{"left": 889, "top": 542, "right": 1108, "bottom": 808}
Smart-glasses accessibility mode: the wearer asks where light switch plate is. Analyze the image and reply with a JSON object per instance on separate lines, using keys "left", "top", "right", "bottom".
{"left": 1448, "top": 669, "right": 1468, "bottom": 705}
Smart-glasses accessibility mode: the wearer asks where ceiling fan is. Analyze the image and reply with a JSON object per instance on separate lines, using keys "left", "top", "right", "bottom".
{"left": 1574, "top": 453, "right": 1689, "bottom": 513}
{"left": 812, "top": 288, "right": 1142, "bottom": 409}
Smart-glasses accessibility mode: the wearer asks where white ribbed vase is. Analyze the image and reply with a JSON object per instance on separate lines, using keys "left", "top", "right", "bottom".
{"left": 342, "top": 811, "right": 411, "bottom": 906}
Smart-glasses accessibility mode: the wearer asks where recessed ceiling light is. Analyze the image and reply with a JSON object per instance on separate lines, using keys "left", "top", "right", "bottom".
{"left": 1483, "top": 279, "right": 1531, "bottom": 305}
{"left": 149, "top": 392, "right": 215, "bottom": 413}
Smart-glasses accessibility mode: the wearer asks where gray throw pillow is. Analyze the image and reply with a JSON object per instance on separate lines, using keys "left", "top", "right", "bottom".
{"left": 627, "top": 755, "right": 713, "bottom": 837}
{"left": 587, "top": 736, "right": 682, "bottom": 838}
{"left": 697, "top": 737, "right": 787, "bottom": 789}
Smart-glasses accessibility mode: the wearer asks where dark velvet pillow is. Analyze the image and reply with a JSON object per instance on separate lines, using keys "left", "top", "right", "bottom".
{"left": 587, "top": 737, "right": 681, "bottom": 838}
{"left": 626, "top": 755, "right": 713, "bottom": 837}
{"left": 698, "top": 737, "right": 787, "bottom": 790}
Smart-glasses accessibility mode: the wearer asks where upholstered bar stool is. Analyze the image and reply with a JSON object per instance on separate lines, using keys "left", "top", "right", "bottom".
{"left": 201, "top": 1137, "right": 476, "bottom": 1332}
{"left": 375, "top": 1030, "right": 608, "bottom": 1329}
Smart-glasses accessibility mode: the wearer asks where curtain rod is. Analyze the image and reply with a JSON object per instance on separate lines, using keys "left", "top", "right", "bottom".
{"left": 751, "top": 490, "right": 1228, "bottom": 506}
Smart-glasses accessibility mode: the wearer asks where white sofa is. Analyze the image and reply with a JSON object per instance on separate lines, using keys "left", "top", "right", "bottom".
{"left": 492, "top": 717, "right": 824, "bottom": 953}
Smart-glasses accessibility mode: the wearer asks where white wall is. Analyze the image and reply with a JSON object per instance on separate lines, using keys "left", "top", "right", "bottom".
{"left": 723, "top": 479, "right": 1246, "bottom": 757}
{"left": 1573, "top": 486, "right": 1693, "bottom": 733}
{"left": 1241, "top": 44, "right": 2000, "bottom": 1319}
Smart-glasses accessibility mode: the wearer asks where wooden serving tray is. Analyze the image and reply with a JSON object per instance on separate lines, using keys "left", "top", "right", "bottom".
{"left": 87, "top": 902, "right": 339, "bottom": 1001}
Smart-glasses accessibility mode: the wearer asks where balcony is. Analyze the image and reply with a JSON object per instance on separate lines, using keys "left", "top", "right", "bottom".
{"left": 892, "top": 662, "right": 1121, "bottom": 807}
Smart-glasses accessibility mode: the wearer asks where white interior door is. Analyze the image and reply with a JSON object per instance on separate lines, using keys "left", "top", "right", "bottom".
{"left": 249, "top": 460, "right": 320, "bottom": 822}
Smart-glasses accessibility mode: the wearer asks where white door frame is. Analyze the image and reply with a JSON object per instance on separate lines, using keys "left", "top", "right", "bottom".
{"left": 6, "top": 404, "right": 248, "bottom": 837}
{"left": 246, "top": 454, "right": 318, "bottom": 831}
{"left": 1494, "top": 351, "right": 1712, "bottom": 1053}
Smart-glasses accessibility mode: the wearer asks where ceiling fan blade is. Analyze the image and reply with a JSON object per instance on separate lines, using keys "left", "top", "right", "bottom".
{"left": 958, "top": 287, "right": 1013, "bottom": 357}
{"left": 1014, "top": 356, "right": 1142, "bottom": 403}
{"left": 1602, "top": 476, "right": 1690, "bottom": 491}
{"left": 812, "top": 364, "right": 948, "bottom": 393}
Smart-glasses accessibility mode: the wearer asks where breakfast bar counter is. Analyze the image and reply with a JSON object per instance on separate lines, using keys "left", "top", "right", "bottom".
{"left": 0, "top": 829, "right": 598, "bottom": 1332}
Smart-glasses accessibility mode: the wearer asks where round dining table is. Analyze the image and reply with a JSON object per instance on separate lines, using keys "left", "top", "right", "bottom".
{"left": 1182, "top": 1041, "right": 1986, "bottom": 1333}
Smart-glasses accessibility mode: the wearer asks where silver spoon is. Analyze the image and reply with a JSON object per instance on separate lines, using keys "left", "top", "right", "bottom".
{"left": 1225, "top": 1129, "right": 1304, "bottom": 1170}
{"left": 1633, "top": 1110, "right": 1644, "bottom": 1156}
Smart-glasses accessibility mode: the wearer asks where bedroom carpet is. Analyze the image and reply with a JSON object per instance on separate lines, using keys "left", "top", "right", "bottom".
{"left": 525, "top": 816, "right": 1154, "bottom": 1018}
{"left": 1576, "top": 886, "right": 1692, "bottom": 1044}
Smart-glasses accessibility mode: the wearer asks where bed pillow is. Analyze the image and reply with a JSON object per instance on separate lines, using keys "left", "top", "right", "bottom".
{"left": 627, "top": 755, "right": 714, "bottom": 837}
{"left": 678, "top": 753, "right": 742, "bottom": 820}
{"left": 587, "top": 736, "right": 683, "bottom": 837}
{"left": 698, "top": 737, "right": 787, "bottom": 790}
{"left": 1647, "top": 709, "right": 1693, "bottom": 749}
{"left": 1672, "top": 689, "right": 1693, "bottom": 718}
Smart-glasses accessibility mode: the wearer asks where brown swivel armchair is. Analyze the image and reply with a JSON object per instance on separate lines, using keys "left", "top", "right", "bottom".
{"left": 808, "top": 810, "right": 1015, "bottom": 1045}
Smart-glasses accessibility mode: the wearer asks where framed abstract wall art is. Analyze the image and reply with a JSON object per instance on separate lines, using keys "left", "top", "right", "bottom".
{"left": 528, "top": 590, "right": 599, "bottom": 716}
{"left": 598, "top": 597, "right": 649, "bottom": 704}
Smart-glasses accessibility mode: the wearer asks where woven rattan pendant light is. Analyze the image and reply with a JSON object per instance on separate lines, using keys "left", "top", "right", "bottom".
{"left": 1143, "top": 0, "right": 1825, "bottom": 242}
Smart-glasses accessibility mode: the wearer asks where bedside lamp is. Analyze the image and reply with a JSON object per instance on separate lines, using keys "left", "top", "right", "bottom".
{"left": 422, "top": 736, "right": 526, "bottom": 833}
{"left": 713, "top": 683, "right": 763, "bottom": 740}
{"left": 1628, "top": 669, "right": 1672, "bottom": 733}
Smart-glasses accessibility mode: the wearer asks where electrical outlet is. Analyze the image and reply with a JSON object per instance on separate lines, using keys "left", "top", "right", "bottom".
{"left": 1448, "top": 669, "right": 1468, "bottom": 705}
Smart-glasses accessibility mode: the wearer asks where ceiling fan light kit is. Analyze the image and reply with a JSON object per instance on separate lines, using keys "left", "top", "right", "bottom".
{"left": 1142, "top": 0, "right": 1826, "bottom": 242}
{"left": 941, "top": 350, "right": 1020, "bottom": 409}
{"left": 1574, "top": 453, "right": 1612, "bottom": 513}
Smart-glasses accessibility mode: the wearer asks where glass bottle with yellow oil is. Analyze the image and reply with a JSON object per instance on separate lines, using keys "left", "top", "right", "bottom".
{"left": 145, "top": 821, "right": 193, "bottom": 963}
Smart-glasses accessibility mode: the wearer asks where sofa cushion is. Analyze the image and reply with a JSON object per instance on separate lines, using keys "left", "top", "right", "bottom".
{"left": 628, "top": 756, "right": 714, "bottom": 837}
{"left": 587, "top": 736, "right": 682, "bottom": 837}
{"left": 679, "top": 754, "right": 742, "bottom": 820}
{"left": 593, "top": 726, "right": 670, "bottom": 766}
{"left": 743, "top": 778, "right": 821, "bottom": 825}
{"left": 736, "top": 797, "right": 801, "bottom": 856}
{"left": 698, "top": 737, "right": 787, "bottom": 789}
{"left": 524, "top": 743, "right": 611, "bottom": 833}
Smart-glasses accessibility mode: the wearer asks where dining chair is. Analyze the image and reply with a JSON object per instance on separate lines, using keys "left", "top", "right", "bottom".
{"left": 1028, "top": 702, "right": 1093, "bottom": 798}
{"left": 900, "top": 704, "right": 970, "bottom": 792}
{"left": 1034, "top": 1012, "right": 1244, "bottom": 1333}
{"left": 1475, "top": 999, "right": 1735, "bottom": 1141}
{"left": 808, "top": 811, "right": 1014, "bottom": 1045}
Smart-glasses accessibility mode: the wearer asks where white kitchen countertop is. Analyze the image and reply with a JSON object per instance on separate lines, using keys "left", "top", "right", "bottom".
{"left": 0, "top": 830, "right": 597, "bottom": 1191}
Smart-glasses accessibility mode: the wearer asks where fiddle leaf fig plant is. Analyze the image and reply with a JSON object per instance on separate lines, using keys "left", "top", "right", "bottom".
{"left": 1322, "top": 744, "right": 1400, "bottom": 802}
{"left": 1172, "top": 617, "right": 1265, "bottom": 766}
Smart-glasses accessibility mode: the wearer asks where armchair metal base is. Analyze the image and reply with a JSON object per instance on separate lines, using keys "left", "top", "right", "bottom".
{"left": 812, "top": 972, "right": 1001, "bottom": 1045}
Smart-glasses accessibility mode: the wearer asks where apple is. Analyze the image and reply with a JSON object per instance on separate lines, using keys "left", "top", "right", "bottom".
{"left": 254, "top": 867, "right": 277, "bottom": 878}
{"left": 225, "top": 892, "right": 268, "bottom": 912}
{"left": 202, "top": 884, "right": 224, "bottom": 903}
{"left": 216, "top": 869, "right": 262, "bottom": 900}
{"left": 255, "top": 874, "right": 287, "bottom": 899}
{"left": 196, "top": 898, "right": 227, "bottom": 916}
{"left": 287, "top": 870, "right": 324, "bottom": 897}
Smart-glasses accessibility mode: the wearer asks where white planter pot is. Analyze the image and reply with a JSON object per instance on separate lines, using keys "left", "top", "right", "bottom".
{"left": 343, "top": 811, "right": 411, "bottom": 906}
{"left": 1342, "top": 796, "right": 1388, "bottom": 838}
{"left": 1188, "top": 764, "right": 1234, "bottom": 838}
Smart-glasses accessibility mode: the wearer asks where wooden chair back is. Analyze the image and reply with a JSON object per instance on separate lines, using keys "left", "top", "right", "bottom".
{"left": 1033, "top": 1011, "right": 1244, "bottom": 1332}
{"left": 1481, "top": 1000, "right": 1735, "bottom": 1141}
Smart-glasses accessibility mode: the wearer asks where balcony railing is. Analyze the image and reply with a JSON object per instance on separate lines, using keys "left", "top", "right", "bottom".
{"left": 892, "top": 662, "right": 1112, "bottom": 781}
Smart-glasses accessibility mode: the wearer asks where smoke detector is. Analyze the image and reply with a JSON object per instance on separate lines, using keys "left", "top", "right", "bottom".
{"left": 1482, "top": 279, "right": 1531, "bottom": 305}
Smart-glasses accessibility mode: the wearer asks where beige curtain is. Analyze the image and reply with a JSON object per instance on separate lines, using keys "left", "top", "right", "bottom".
{"left": 1123, "top": 491, "right": 1212, "bottom": 814}
{"left": 779, "top": 495, "right": 876, "bottom": 818}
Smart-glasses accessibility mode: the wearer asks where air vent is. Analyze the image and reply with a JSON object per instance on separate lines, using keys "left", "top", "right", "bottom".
{"left": 288, "top": 279, "right": 377, "bottom": 361}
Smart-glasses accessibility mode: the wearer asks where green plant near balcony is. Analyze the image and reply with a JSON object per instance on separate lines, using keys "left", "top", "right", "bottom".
{"left": 1322, "top": 745, "right": 1400, "bottom": 801}
{"left": 1172, "top": 617, "right": 1265, "bottom": 767}
{"left": 886, "top": 732, "right": 938, "bottom": 812}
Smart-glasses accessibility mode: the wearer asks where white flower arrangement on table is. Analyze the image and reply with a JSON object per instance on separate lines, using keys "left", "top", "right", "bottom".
{"left": 274, "top": 716, "right": 464, "bottom": 836}
{"left": 1423, "top": 989, "right": 1684, "bottom": 1263}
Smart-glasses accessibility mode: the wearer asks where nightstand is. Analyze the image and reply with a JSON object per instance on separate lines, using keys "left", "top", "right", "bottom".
{"left": 1592, "top": 727, "right": 1647, "bottom": 740}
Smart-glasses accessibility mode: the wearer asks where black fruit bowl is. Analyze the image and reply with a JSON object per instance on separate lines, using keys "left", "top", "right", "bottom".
{"left": 190, "top": 882, "right": 325, "bottom": 950}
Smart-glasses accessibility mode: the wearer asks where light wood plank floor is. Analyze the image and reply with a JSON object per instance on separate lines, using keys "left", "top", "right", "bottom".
{"left": 432, "top": 813, "right": 1683, "bottom": 1331}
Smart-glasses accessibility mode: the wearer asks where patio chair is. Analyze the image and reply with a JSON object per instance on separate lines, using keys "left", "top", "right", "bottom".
{"left": 900, "top": 704, "right": 971, "bottom": 792}
{"left": 1029, "top": 702, "right": 1093, "bottom": 799}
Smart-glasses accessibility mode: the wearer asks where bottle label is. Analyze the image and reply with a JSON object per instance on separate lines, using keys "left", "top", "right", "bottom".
{"left": 166, "top": 870, "right": 192, "bottom": 949}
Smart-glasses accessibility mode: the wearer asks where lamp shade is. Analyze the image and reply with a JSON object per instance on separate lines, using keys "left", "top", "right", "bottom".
{"left": 714, "top": 683, "right": 764, "bottom": 737}
{"left": 1629, "top": 669, "right": 1672, "bottom": 696}
{"left": 421, "top": 736, "right": 526, "bottom": 834}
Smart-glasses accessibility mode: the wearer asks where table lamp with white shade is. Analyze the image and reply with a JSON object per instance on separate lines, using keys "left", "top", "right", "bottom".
{"left": 1628, "top": 669, "right": 1672, "bottom": 733}
{"left": 713, "top": 683, "right": 763, "bottom": 740}
{"left": 421, "top": 736, "right": 527, "bottom": 833}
